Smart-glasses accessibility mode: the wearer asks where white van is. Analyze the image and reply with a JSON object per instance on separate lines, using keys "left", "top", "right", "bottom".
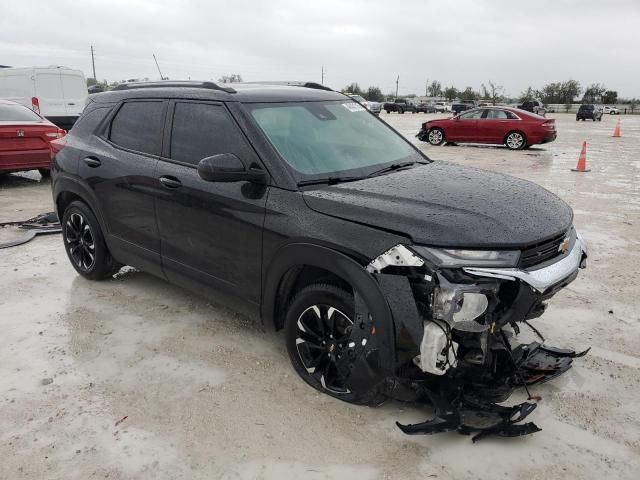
{"left": 0, "top": 66, "right": 87, "bottom": 130}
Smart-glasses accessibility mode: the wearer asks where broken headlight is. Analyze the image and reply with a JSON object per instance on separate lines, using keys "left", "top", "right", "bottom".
{"left": 411, "top": 246, "right": 520, "bottom": 268}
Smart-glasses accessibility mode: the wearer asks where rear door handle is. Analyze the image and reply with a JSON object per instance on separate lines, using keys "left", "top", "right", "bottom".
{"left": 83, "top": 157, "right": 101, "bottom": 168}
{"left": 159, "top": 176, "right": 182, "bottom": 189}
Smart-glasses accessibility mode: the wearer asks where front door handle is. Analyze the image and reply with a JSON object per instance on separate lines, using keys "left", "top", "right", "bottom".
{"left": 83, "top": 157, "right": 101, "bottom": 168}
{"left": 159, "top": 176, "right": 182, "bottom": 189}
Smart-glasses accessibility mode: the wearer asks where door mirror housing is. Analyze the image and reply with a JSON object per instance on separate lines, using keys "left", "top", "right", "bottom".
{"left": 197, "top": 153, "right": 265, "bottom": 183}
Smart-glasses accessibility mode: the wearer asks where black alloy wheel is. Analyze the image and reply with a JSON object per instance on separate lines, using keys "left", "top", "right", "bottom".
{"left": 65, "top": 212, "right": 96, "bottom": 272}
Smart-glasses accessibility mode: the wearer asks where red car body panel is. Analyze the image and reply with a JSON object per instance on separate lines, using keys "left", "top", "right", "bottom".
{"left": 418, "top": 107, "right": 557, "bottom": 147}
{"left": 0, "top": 122, "right": 65, "bottom": 174}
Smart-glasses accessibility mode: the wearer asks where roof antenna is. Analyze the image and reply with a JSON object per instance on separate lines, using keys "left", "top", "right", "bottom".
{"left": 153, "top": 54, "right": 167, "bottom": 80}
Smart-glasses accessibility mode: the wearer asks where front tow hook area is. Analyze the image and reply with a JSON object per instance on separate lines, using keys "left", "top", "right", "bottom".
{"left": 396, "top": 341, "right": 589, "bottom": 442}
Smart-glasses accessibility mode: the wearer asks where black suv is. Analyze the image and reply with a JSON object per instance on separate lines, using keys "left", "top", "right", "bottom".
{"left": 51, "top": 81, "right": 587, "bottom": 435}
{"left": 576, "top": 104, "right": 602, "bottom": 121}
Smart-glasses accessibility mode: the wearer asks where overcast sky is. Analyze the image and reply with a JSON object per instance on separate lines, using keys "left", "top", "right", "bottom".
{"left": 2, "top": 0, "right": 639, "bottom": 98}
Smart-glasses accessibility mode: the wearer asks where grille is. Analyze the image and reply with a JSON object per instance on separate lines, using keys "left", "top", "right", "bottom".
{"left": 519, "top": 231, "right": 569, "bottom": 269}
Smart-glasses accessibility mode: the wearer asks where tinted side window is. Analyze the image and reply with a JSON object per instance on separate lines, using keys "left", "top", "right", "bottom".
{"left": 170, "top": 102, "right": 255, "bottom": 165}
{"left": 505, "top": 111, "right": 519, "bottom": 119}
{"left": 109, "top": 101, "right": 165, "bottom": 155}
{"left": 70, "top": 106, "right": 111, "bottom": 137}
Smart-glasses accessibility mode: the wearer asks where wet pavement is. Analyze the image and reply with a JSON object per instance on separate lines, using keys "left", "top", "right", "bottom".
{"left": 1, "top": 113, "right": 639, "bottom": 479}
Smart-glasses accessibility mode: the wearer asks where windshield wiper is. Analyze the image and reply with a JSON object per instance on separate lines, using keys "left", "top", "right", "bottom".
{"left": 297, "top": 176, "right": 365, "bottom": 187}
{"left": 365, "top": 161, "right": 416, "bottom": 178}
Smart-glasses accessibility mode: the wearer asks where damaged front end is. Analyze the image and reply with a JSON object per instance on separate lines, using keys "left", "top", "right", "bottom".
{"left": 361, "top": 229, "right": 589, "bottom": 441}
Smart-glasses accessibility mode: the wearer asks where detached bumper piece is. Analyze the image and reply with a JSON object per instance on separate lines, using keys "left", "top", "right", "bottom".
{"left": 0, "top": 212, "right": 61, "bottom": 249}
{"left": 396, "top": 341, "right": 588, "bottom": 442}
{"left": 516, "top": 342, "right": 590, "bottom": 385}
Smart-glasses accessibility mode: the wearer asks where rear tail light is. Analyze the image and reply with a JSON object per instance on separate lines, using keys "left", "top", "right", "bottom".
{"left": 31, "top": 97, "right": 40, "bottom": 114}
{"left": 50, "top": 136, "right": 67, "bottom": 161}
{"left": 45, "top": 129, "right": 67, "bottom": 139}
{"left": 542, "top": 120, "right": 555, "bottom": 130}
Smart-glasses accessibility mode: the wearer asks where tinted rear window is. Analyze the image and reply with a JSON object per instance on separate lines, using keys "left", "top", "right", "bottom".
{"left": 0, "top": 103, "right": 43, "bottom": 122}
{"left": 109, "top": 101, "right": 165, "bottom": 155}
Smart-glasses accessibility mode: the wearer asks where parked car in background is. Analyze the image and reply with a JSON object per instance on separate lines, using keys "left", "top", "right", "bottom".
{"left": 417, "top": 106, "right": 556, "bottom": 150}
{"left": 0, "top": 99, "right": 65, "bottom": 177}
{"left": 602, "top": 106, "right": 619, "bottom": 115}
{"left": 345, "top": 93, "right": 381, "bottom": 115}
{"left": 517, "top": 99, "right": 546, "bottom": 117}
{"left": 416, "top": 102, "right": 436, "bottom": 113}
{"left": 432, "top": 101, "right": 451, "bottom": 113}
{"left": 383, "top": 98, "right": 417, "bottom": 114}
{"left": 576, "top": 104, "right": 602, "bottom": 121}
{"left": 0, "top": 66, "right": 87, "bottom": 130}
{"left": 50, "top": 81, "right": 587, "bottom": 436}
{"left": 451, "top": 101, "right": 476, "bottom": 115}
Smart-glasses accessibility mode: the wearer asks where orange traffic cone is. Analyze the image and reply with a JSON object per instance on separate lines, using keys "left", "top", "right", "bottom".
{"left": 612, "top": 119, "right": 621, "bottom": 137}
{"left": 571, "top": 141, "right": 590, "bottom": 172}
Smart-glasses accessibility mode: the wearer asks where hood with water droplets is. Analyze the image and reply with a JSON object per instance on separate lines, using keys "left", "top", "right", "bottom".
{"left": 302, "top": 162, "right": 573, "bottom": 248}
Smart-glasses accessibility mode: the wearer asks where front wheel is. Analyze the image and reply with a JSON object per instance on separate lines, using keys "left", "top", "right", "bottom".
{"left": 62, "top": 201, "right": 120, "bottom": 280}
{"left": 285, "top": 284, "right": 383, "bottom": 405}
{"left": 427, "top": 127, "right": 445, "bottom": 146}
{"left": 505, "top": 131, "right": 527, "bottom": 150}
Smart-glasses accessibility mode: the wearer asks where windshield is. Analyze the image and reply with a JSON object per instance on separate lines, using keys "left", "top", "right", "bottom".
{"left": 248, "top": 101, "right": 423, "bottom": 181}
{"left": 0, "top": 104, "right": 43, "bottom": 122}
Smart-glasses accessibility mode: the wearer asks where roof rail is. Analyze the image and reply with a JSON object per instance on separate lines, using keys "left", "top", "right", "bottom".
{"left": 242, "top": 81, "right": 333, "bottom": 92}
{"left": 113, "top": 80, "right": 236, "bottom": 94}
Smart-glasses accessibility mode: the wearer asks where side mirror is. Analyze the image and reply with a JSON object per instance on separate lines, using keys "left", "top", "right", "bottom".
{"left": 197, "top": 153, "right": 266, "bottom": 183}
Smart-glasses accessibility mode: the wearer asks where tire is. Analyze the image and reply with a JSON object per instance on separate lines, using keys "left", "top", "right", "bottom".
{"left": 284, "top": 284, "right": 383, "bottom": 405}
{"left": 38, "top": 168, "right": 51, "bottom": 178}
{"left": 61, "top": 201, "right": 119, "bottom": 280}
{"left": 505, "top": 131, "right": 527, "bottom": 150}
{"left": 576, "top": 117, "right": 579, "bottom": 121}
{"left": 398, "top": 108, "right": 404, "bottom": 114}
{"left": 427, "top": 127, "right": 445, "bottom": 146}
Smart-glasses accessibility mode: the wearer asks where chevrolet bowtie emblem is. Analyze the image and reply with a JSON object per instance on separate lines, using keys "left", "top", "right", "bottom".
{"left": 558, "top": 237, "right": 570, "bottom": 254}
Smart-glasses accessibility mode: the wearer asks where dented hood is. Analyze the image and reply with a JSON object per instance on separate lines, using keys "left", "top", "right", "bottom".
{"left": 302, "top": 162, "right": 573, "bottom": 248}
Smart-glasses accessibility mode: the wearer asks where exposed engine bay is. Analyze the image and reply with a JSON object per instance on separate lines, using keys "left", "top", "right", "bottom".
{"left": 360, "top": 232, "right": 589, "bottom": 441}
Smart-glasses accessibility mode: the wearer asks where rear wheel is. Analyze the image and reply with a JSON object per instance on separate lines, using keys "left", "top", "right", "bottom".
{"left": 427, "top": 127, "right": 445, "bottom": 146}
{"left": 62, "top": 201, "right": 119, "bottom": 280}
{"left": 285, "top": 284, "right": 382, "bottom": 405}
{"left": 505, "top": 131, "right": 527, "bottom": 150}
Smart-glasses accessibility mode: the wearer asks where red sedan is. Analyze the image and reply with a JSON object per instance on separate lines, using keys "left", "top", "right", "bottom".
{"left": 416, "top": 106, "right": 556, "bottom": 150}
{"left": 0, "top": 99, "right": 66, "bottom": 178}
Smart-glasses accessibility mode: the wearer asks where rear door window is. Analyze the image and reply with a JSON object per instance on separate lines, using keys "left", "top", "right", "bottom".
{"left": 109, "top": 101, "right": 165, "bottom": 156}
{"left": 486, "top": 109, "right": 509, "bottom": 119}
{"left": 169, "top": 102, "right": 255, "bottom": 165}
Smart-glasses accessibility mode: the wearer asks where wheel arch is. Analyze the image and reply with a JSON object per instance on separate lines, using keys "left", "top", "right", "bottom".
{"left": 54, "top": 176, "right": 109, "bottom": 236}
{"left": 262, "top": 243, "right": 391, "bottom": 333}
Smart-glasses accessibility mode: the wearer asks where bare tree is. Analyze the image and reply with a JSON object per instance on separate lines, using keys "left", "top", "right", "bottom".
{"left": 218, "top": 74, "right": 243, "bottom": 83}
{"left": 481, "top": 81, "right": 505, "bottom": 105}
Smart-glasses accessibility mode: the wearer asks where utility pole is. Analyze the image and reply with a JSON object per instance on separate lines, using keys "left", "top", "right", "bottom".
{"left": 321, "top": 65, "right": 324, "bottom": 85}
{"left": 153, "top": 54, "right": 165, "bottom": 80}
{"left": 395, "top": 75, "right": 399, "bottom": 99}
{"left": 90, "top": 45, "right": 96, "bottom": 81}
